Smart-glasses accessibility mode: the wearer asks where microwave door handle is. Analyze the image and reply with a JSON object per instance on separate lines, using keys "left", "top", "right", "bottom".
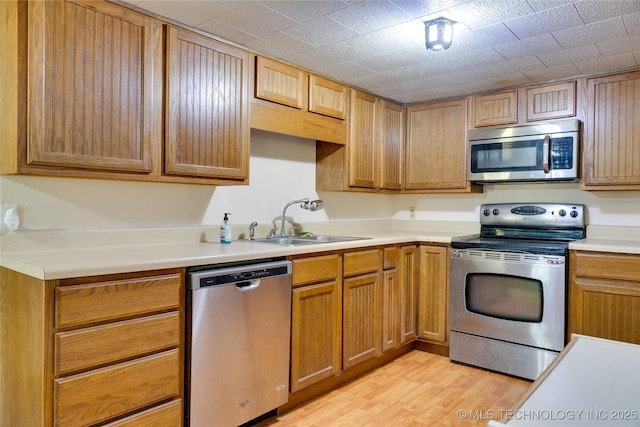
{"left": 543, "top": 135, "right": 550, "bottom": 173}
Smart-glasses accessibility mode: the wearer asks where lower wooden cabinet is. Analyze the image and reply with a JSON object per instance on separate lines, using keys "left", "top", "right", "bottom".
{"left": 0, "top": 267, "right": 184, "bottom": 427}
{"left": 417, "top": 245, "right": 449, "bottom": 345}
{"left": 290, "top": 254, "right": 342, "bottom": 392}
{"left": 569, "top": 251, "right": 640, "bottom": 344}
{"left": 342, "top": 249, "right": 382, "bottom": 369}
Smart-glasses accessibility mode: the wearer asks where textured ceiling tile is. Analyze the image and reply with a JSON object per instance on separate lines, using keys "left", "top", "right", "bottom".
{"left": 504, "top": 3, "right": 584, "bottom": 39}
{"left": 344, "top": 25, "right": 421, "bottom": 55}
{"left": 282, "top": 51, "right": 328, "bottom": 71}
{"left": 197, "top": 18, "right": 258, "bottom": 45}
{"left": 574, "top": 52, "right": 638, "bottom": 74}
{"left": 327, "top": 1, "right": 412, "bottom": 34}
{"left": 575, "top": 0, "right": 640, "bottom": 24}
{"left": 596, "top": 33, "right": 640, "bottom": 56}
{"left": 526, "top": 0, "right": 575, "bottom": 13}
{"left": 318, "top": 61, "right": 376, "bottom": 81}
{"left": 217, "top": 3, "right": 298, "bottom": 37}
{"left": 260, "top": 0, "right": 351, "bottom": 22}
{"left": 523, "top": 63, "right": 581, "bottom": 82}
{"left": 132, "top": 0, "right": 234, "bottom": 26}
{"left": 246, "top": 32, "right": 314, "bottom": 57}
{"left": 553, "top": 17, "right": 628, "bottom": 49}
{"left": 447, "top": 0, "right": 535, "bottom": 29}
{"left": 451, "top": 23, "right": 519, "bottom": 52}
{"left": 354, "top": 51, "right": 417, "bottom": 73}
{"left": 493, "top": 34, "right": 562, "bottom": 59}
{"left": 302, "top": 41, "right": 366, "bottom": 65}
{"left": 623, "top": 12, "right": 640, "bottom": 34}
{"left": 537, "top": 44, "right": 601, "bottom": 66}
{"left": 390, "top": 0, "right": 467, "bottom": 18}
{"left": 282, "top": 16, "right": 359, "bottom": 47}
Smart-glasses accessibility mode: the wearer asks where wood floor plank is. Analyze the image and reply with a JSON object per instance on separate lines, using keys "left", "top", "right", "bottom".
{"left": 264, "top": 350, "right": 531, "bottom": 426}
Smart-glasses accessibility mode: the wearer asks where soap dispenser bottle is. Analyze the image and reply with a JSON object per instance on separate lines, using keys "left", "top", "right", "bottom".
{"left": 220, "top": 213, "right": 232, "bottom": 244}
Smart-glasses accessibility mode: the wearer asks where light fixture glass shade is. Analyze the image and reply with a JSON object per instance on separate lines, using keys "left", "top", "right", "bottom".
{"left": 424, "top": 17, "right": 455, "bottom": 51}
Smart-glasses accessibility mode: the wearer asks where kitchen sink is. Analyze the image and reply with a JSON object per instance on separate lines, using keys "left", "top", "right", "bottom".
{"left": 252, "top": 235, "right": 370, "bottom": 246}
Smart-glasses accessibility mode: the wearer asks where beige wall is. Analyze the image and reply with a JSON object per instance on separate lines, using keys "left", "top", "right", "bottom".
{"left": 0, "top": 129, "right": 638, "bottom": 230}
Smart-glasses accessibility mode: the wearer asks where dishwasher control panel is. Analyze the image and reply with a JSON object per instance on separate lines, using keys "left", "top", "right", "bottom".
{"left": 189, "top": 260, "right": 292, "bottom": 289}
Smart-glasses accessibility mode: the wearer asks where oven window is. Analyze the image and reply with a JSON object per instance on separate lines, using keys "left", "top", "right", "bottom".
{"left": 465, "top": 273, "right": 543, "bottom": 322}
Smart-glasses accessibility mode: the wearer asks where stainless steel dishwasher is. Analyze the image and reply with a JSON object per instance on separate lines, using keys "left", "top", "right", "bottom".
{"left": 186, "top": 259, "right": 292, "bottom": 427}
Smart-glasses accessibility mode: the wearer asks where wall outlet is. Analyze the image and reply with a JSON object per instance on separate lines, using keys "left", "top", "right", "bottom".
{"left": 1, "top": 203, "right": 20, "bottom": 230}
{"left": 409, "top": 206, "right": 416, "bottom": 219}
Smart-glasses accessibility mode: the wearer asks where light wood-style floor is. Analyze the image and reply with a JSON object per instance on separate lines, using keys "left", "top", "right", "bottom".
{"left": 264, "top": 350, "right": 531, "bottom": 426}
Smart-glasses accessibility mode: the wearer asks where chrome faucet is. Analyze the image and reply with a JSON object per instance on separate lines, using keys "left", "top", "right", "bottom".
{"left": 280, "top": 198, "right": 325, "bottom": 237}
{"left": 249, "top": 222, "right": 258, "bottom": 240}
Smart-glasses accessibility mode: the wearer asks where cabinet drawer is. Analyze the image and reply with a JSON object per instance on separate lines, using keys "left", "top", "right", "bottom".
{"left": 56, "top": 273, "right": 181, "bottom": 328}
{"left": 55, "top": 312, "right": 180, "bottom": 376}
{"left": 102, "top": 400, "right": 182, "bottom": 427}
{"left": 344, "top": 249, "right": 381, "bottom": 277}
{"left": 573, "top": 252, "right": 640, "bottom": 282}
{"left": 54, "top": 349, "right": 180, "bottom": 426}
{"left": 292, "top": 254, "right": 341, "bottom": 287}
{"left": 383, "top": 247, "right": 398, "bottom": 270}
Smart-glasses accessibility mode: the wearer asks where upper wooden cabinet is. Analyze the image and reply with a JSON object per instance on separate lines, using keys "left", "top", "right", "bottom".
{"left": 472, "top": 90, "right": 518, "bottom": 128}
{"left": 26, "top": 0, "right": 162, "bottom": 174}
{"left": 469, "top": 81, "right": 576, "bottom": 129}
{"left": 251, "top": 56, "right": 348, "bottom": 143}
{"left": 526, "top": 81, "right": 576, "bottom": 122}
{"left": 582, "top": 70, "right": 640, "bottom": 190}
{"left": 255, "top": 56, "right": 347, "bottom": 120}
{"left": 1, "top": 0, "right": 251, "bottom": 185}
{"left": 165, "top": 26, "right": 250, "bottom": 180}
{"left": 406, "top": 98, "right": 477, "bottom": 192}
{"left": 348, "top": 89, "right": 379, "bottom": 189}
{"left": 378, "top": 100, "right": 405, "bottom": 190}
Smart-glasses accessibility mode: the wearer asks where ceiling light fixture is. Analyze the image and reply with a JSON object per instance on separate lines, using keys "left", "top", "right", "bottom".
{"left": 424, "top": 17, "right": 456, "bottom": 51}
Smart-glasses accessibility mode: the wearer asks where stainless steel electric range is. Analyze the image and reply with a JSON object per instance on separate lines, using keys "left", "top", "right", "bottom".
{"left": 449, "top": 202, "right": 586, "bottom": 380}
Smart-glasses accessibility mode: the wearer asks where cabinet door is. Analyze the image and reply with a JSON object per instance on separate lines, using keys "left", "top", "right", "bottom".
{"left": 255, "top": 56, "right": 306, "bottom": 109}
{"left": 526, "top": 81, "right": 576, "bottom": 122}
{"left": 379, "top": 100, "right": 405, "bottom": 190}
{"left": 343, "top": 272, "right": 381, "bottom": 369}
{"left": 348, "top": 89, "right": 378, "bottom": 189}
{"left": 27, "top": 0, "right": 161, "bottom": 173}
{"left": 406, "top": 99, "right": 469, "bottom": 190}
{"left": 166, "top": 26, "right": 249, "bottom": 179}
{"left": 399, "top": 245, "right": 417, "bottom": 344}
{"left": 417, "top": 245, "right": 448, "bottom": 343}
{"left": 381, "top": 268, "right": 399, "bottom": 352}
{"left": 472, "top": 90, "right": 518, "bottom": 127}
{"left": 569, "top": 251, "right": 640, "bottom": 344}
{"left": 309, "top": 75, "right": 348, "bottom": 120}
{"left": 290, "top": 281, "right": 342, "bottom": 392}
{"left": 583, "top": 71, "right": 640, "bottom": 189}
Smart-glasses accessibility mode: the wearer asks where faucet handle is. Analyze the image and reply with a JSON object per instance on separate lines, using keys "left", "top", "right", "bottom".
{"left": 268, "top": 226, "right": 278, "bottom": 239}
{"left": 289, "top": 226, "right": 298, "bottom": 237}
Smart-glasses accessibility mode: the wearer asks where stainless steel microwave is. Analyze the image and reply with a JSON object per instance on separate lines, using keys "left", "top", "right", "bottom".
{"left": 468, "top": 119, "right": 580, "bottom": 183}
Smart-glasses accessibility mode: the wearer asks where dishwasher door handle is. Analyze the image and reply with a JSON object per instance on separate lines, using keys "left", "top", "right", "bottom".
{"left": 235, "top": 279, "right": 261, "bottom": 291}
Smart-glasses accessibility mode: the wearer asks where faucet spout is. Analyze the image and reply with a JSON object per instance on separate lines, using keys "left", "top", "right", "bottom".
{"left": 280, "top": 198, "right": 309, "bottom": 237}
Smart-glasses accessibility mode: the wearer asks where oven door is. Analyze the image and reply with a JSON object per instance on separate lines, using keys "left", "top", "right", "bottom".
{"left": 450, "top": 248, "right": 566, "bottom": 352}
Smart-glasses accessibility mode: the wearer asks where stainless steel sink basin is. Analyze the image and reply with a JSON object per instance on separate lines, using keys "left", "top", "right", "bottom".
{"left": 251, "top": 235, "right": 369, "bottom": 246}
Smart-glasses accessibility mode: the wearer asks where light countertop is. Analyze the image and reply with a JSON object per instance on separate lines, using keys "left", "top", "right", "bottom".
{"left": 1, "top": 222, "right": 638, "bottom": 280}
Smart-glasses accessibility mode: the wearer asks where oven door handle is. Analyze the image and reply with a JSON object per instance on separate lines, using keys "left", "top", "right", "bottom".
{"left": 542, "top": 135, "right": 551, "bottom": 174}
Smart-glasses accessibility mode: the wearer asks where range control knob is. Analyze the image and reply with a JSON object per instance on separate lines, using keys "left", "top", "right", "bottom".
{"left": 492, "top": 209, "right": 500, "bottom": 216}
{"left": 483, "top": 209, "right": 491, "bottom": 216}
{"left": 570, "top": 210, "right": 579, "bottom": 218}
{"left": 559, "top": 209, "right": 567, "bottom": 217}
